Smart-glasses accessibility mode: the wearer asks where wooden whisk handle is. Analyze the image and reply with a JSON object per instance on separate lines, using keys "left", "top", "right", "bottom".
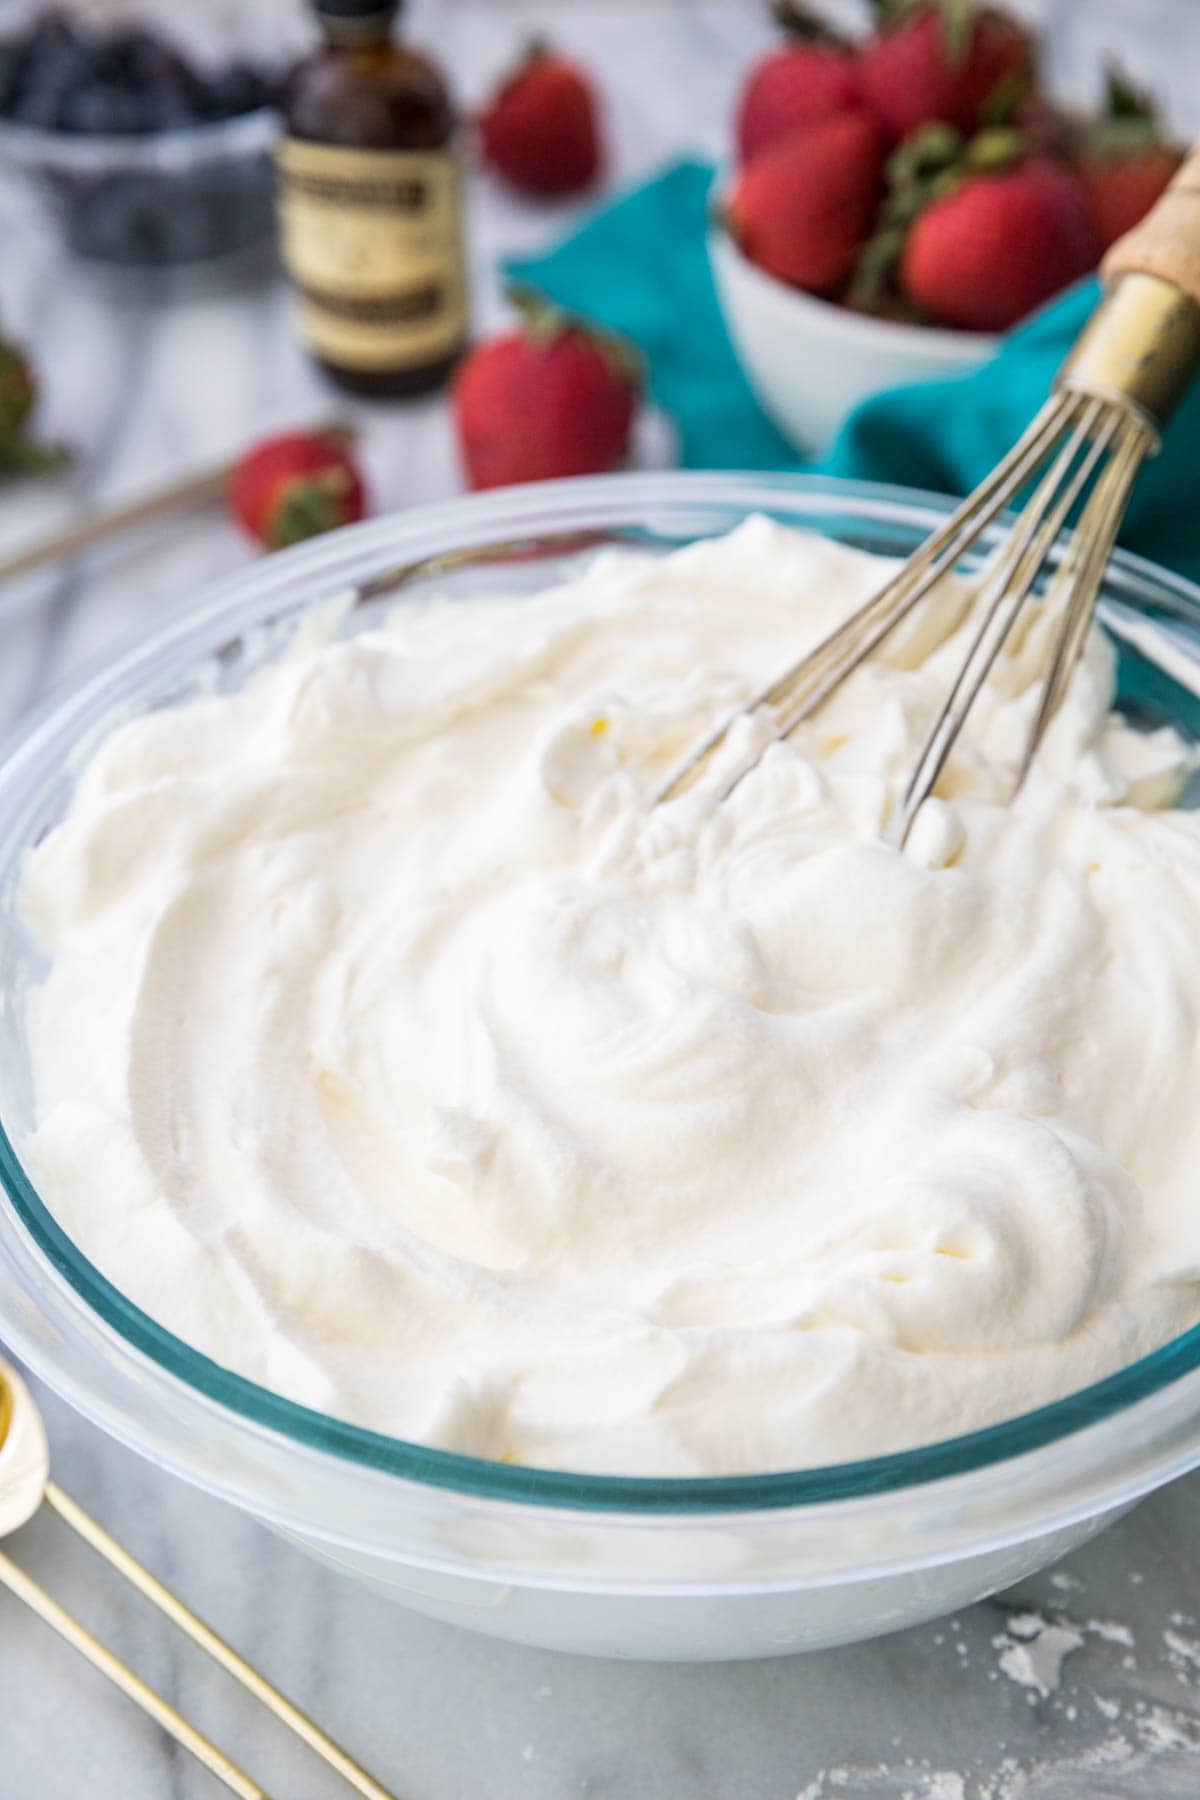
{"left": 1104, "top": 142, "right": 1200, "bottom": 307}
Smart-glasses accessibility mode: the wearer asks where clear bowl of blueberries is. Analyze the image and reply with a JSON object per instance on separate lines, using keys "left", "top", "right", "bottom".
{"left": 0, "top": 8, "right": 280, "bottom": 266}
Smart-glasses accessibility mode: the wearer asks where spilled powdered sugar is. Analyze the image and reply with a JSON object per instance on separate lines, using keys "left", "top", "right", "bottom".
{"left": 793, "top": 1566, "right": 1200, "bottom": 1799}
{"left": 993, "top": 1612, "right": 1085, "bottom": 1699}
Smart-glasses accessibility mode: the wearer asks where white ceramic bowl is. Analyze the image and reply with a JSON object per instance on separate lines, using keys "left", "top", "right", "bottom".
{"left": 3, "top": 473, "right": 1200, "bottom": 1663}
{"left": 710, "top": 219, "right": 999, "bottom": 457}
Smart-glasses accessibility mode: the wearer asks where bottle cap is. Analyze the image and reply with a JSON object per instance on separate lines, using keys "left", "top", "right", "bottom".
{"left": 314, "top": 0, "right": 397, "bottom": 39}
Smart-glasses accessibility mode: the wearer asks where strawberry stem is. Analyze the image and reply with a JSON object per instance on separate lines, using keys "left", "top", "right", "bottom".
{"left": 0, "top": 431, "right": 70, "bottom": 477}
{"left": 874, "top": 0, "right": 979, "bottom": 68}
{"left": 938, "top": 0, "right": 977, "bottom": 67}
{"left": 978, "top": 64, "right": 1033, "bottom": 127}
{"left": 855, "top": 115, "right": 1024, "bottom": 316}
{"left": 768, "top": 0, "right": 848, "bottom": 47}
{"left": 506, "top": 283, "right": 570, "bottom": 347}
{"left": 964, "top": 125, "right": 1026, "bottom": 170}
{"left": 269, "top": 469, "right": 352, "bottom": 549}
{"left": 504, "top": 283, "right": 643, "bottom": 386}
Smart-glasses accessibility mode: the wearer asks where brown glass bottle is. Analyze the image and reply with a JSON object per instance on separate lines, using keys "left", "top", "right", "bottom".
{"left": 277, "top": 0, "right": 468, "bottom": 397}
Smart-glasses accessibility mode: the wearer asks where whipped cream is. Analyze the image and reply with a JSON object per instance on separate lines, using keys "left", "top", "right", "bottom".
{"left": 21, "top": 518, "right": 1200, "bottom": 1474}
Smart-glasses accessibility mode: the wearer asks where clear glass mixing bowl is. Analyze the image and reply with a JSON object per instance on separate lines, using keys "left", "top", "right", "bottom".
{"left": 3, "top": 472, "right": 1200, "bottom": 1662}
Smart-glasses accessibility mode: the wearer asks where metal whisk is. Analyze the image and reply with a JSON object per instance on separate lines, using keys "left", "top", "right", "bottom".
{"left": 657, "top": 146, "right": 1200, "bottom": 846}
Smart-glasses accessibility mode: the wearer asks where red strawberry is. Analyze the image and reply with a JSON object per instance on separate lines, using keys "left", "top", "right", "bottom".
{"left": 1013, "top": 90, "right": 1074, "bottom": 161}
{"left": 1082, "top": 145, "right": 1180, "bottom": 253}
{"left": 0, "top": 336, "right": 35, "bottom": 437}
{"left": 1076, "top": 66, "right": 1182, "bottom": 253}
{"left": 453, "top": 295, "right": 639, "bottom": 491}
{"left": 479, "top": 42, "right": 602, "bottom": 198}
{"left": 727, "top": 111, "right": 885, "bottom": 295}
{"left": 901, "top": 156, "right": 1097, "bottom": 332}
{"left": 0, "top": 328, "right": 68, "bottom": 476}
{"left": 858, "top": 2, "right": 1034, "bottom": 142}
{"left": 737, "top": 43, "right": 862, "bottom": 164}
{"left": 229, "top": 430, "right": 366, "bottom": 551}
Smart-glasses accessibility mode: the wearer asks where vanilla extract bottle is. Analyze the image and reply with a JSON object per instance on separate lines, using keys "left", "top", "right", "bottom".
{"left": 277, "top": 0, "right": 469, "bottom": 397}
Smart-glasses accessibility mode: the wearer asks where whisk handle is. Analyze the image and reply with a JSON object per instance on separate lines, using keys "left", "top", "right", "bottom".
{"left": 1104, "top": 142, "right": 1200, "bottom": 307}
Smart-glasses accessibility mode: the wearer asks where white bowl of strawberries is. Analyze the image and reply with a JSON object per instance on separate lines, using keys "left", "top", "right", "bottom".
{"left": 713, "top": 0, "right": 1183, "bottom": 456}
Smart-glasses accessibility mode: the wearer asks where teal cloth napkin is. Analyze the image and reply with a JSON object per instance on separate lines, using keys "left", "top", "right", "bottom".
{"left": 506, "top": 158, "right": 1200, "bottom": 583}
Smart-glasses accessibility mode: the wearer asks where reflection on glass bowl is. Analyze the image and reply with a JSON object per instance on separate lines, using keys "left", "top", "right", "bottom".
{"left": 0, "top": 104, "right": 277, "bottom": 266}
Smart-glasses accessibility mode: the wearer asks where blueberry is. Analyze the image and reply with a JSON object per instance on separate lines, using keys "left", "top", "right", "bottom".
{"left": 101, "top": 89, "right": 147, "bottom": 134}
{"left": 0, "top": 40, "right": 29, "bottom": 114}
{"left": 58, "top": 84, "right": 124, "bottom": 134}
{"left": 21, "top": 16, "right": 82, "bottom": 85}
{"left": 24, "top": 13, "right": 77, "bottom": 59}
{"left": 13, "top": 47, "right": 89, "bottom": 127}
{"left": 63, "top": 81, "right": 142, "bottom": 134}
{"left": 7, "top": 79, "right": 70, "bottom": 130}
{"left": 202, "top": 61, "right": 270, "bottom": 120}
{"left": 93, "top": 27, "right": 150, "bottom": 76}
{"left": 140, "top": 85, "right": 198, "bottom": 132}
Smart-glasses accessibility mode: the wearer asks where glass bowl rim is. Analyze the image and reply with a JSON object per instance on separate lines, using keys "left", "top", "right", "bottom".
{"left": 4, "top": 466, "right": 1200, "bottom": 1518}
{"left": 0, "top": 103, "right": 278, "bottom": 165}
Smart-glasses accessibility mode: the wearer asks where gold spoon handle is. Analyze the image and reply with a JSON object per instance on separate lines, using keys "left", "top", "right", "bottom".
{"left": 43, "top": 1480, "right": 397, "bottom": 1800}
{"left": 0, "top": 418, "right": 357, "bottom": 590}
{"left": 0, "top": 1544, "right": 268, "bottom": 1799}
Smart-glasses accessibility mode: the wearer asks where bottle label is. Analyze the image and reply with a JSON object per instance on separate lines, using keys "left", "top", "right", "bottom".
{"left": 275, "top": 139, "right": 467, "bottom": 372}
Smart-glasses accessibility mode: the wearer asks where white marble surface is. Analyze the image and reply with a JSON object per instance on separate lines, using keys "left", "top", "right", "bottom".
{"left": 3, "top": 3, "right": 1200, "bottom": 1796}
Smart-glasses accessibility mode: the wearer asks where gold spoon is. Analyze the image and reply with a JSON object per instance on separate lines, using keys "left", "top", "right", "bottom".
{"left": 0, "top": 417, "right": 357, "bottom": 593}
{"left": 0, "top": 1353, "right": 397, "bottom": 1800}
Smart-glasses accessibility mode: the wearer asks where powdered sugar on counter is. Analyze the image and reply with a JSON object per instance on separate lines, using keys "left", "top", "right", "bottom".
{"left": 994, "top": 1613, "right": 1085, "bottom": 1699}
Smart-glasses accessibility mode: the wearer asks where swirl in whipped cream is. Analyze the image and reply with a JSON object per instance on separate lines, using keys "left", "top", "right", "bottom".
{"left": 21, "top": 518, "right": 1200, "bottom": 1474}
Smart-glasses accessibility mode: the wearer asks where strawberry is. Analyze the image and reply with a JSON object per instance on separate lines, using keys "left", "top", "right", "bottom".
{"left": 727, "top": 110, "right": 885, "bottom": 295}
{"left": 0, "top": 337, "right": 34, "bottom": 437}
{"left": 737, "top": 3, "right": 863, "bottom": 165}
{"left": 479, "top": 41, "right": 602, "bottom": 198}
{"left": 737, "top": 47, "right": 862, "bottom": 164}
{"left": 452, "top": 294, "right": 639, "bottom": 491}
{"left": 0, "top": 327, "right": 68, "bottom": 477}
{"left": 1083, "top": 146, "right": 1180, "bottom": 253}
{"left": 229, "top": 430, "right": 366, "bottom": 551}
{"left": 858, "top": 1, "right": 1034, "bottom": 142}
{"left": 1077, "top": 66, "right": 1182, "bottom": 253}
{"left": 901, "top": 153, "right": 1097, "bottom": 332}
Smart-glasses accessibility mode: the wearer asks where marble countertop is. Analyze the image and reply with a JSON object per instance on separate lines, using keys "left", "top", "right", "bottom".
{"left": 2, "top": 3, "right": 1200, "bottom": 1796}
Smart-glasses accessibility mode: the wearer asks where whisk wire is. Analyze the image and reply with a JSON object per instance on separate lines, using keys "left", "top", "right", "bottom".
{"left": 652, "top": 394, "right": 1094, "bottom": 810}
{"left": 1015, "top": 410, "right": 1153, "bottom": 789}
{"left": 887, "top": 396, "right": 1122, "bottom": 843}
{"left": 653, "top": 396, "right": 1073, "bottom": 808}
{"left": 757, "top": 396, "right": 1072, "bottom": 727}
{"left": 655, "top": 337, "right": 1169, "bottom": 848}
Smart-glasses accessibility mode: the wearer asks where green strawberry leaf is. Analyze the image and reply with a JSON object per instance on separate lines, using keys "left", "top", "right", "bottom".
{"left": 1086, "top": 60, "right": 1173, "bottom": 162}
{"left": 979, "top": 65, "right": 1033, "bottom": 126}
{"left": 1104, "top": 61, "right": 1158, "bottom": 124}
{"left": 964, "top": 125, "right": 1027, "bottom": 170}
{"left": 0, "top": 431, "right": 70, "bottom": 478}
{"left": 506, "top": 283, "right": 643, "bottom": 388}
{"left": 873, "top": 0, "right": 977, "bottom": 64}
{"left": 886, "top": 120, "right": 964, "bottom": 186}
{"left": 769, "top": 0, "right": 848, "bottom": 44}
{"left": 938, "top": 0, "right": 977, "bottom": 67}
{"left": 269, "top": 469, "right": 352, "bottom": 549}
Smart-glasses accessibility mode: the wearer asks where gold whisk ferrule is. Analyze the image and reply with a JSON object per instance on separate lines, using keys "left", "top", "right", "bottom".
{"left": 1058, "top": 270, "right": 1200, "bottom": 433}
